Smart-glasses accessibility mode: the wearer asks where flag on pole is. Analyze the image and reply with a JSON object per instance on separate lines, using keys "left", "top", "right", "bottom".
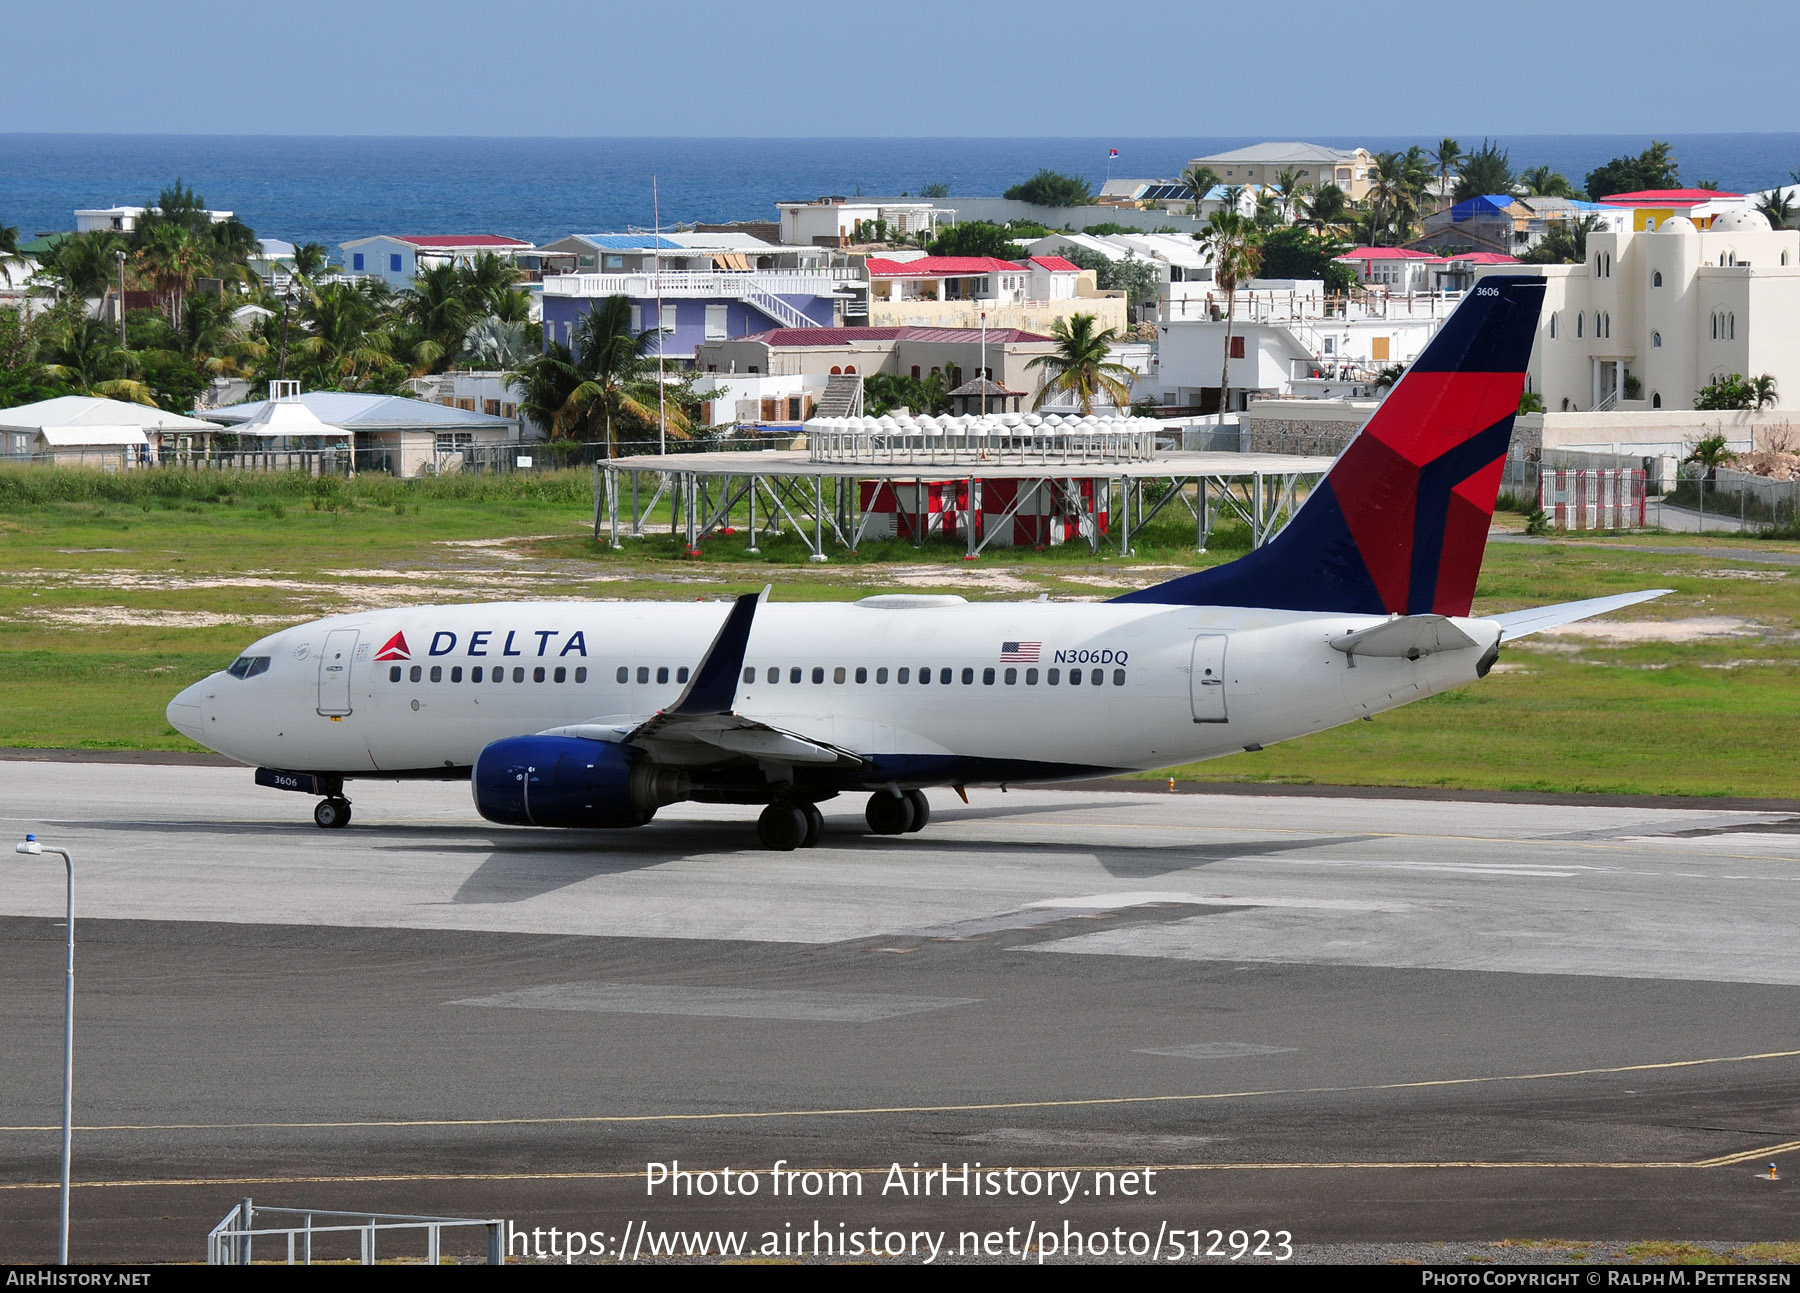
{"left": 1108, "top": 148, "right": 1120, "bottom": 158}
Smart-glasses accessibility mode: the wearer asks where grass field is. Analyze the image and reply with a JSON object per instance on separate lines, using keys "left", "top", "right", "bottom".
{"left": 4, "top": 466, "right": 1799, "bottom": 797}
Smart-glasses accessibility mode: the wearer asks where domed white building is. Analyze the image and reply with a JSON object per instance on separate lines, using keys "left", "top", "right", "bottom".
{"left": 1478, "top": 212, "right": 1800, "bottom": 417}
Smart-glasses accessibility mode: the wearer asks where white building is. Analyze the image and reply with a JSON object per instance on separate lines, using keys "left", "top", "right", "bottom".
{"left": 0, "top": 395, "right": 223, "bottom": 465}
{"left": 74, "top": 205, "right": 233, "bottom": 234}
{"left": 337, "top": 235, "right": 536, "bottom": 288}
{"left": 775, "top": 199, "right": 951, "bottom": 247}
{"left": 1478, "top": 212, "right": 1800, "bottom": 414}
{"left": 1146, "top": 283, "right": 1457, "bottom": 411}
{"left": 1028, "top": 231, "right": 1215, "bottom": 321}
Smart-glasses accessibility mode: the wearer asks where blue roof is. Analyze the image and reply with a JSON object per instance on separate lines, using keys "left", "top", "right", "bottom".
{"left": 573, "top": 234, "right": 685, "bottom": 250}
{"left": 1450, "top": 195, "right": 1516, "bottom": 221}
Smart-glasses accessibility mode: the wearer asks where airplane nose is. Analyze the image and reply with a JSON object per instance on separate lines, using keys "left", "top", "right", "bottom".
{"left": 166, "top": 680, "right": 208, "bottom": 742}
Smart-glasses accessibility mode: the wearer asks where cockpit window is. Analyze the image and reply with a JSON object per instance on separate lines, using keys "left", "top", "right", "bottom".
{"left": 226, "top": 656, "right": 271, "bottom": 679}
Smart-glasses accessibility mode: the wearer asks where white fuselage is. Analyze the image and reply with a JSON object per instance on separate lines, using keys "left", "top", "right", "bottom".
{"left": 168, "top": 597, "right": 1503, "bottom": 785}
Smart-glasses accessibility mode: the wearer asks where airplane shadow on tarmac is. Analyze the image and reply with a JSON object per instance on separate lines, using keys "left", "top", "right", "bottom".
{"left": 439, "top": 819, "right": 1375, "bottom": 905}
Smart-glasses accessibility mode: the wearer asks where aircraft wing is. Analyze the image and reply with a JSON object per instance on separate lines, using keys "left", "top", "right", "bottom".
{"left": 539, "top": 587, "right": 865, "bottom": 769}
{"left": 1488, "top": 589, "right": 1673, "bottom": 641}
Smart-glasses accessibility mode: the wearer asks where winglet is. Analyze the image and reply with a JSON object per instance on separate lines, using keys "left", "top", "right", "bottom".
{"left": 662, "top": 591, "right": 763, "bottom": 717}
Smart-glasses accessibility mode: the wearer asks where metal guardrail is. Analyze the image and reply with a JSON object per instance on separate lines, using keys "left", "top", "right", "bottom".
{"left": 207, "top": 1198, "right": 506, "bottom": 1265}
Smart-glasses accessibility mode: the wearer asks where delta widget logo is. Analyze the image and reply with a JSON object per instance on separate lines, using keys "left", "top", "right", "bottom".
{"left": 374, "top": 632, "right": 411, "bottom": 661}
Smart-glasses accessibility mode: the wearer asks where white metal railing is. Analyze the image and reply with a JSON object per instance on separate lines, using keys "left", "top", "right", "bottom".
{"left": 207, "top": 1199, "right": 506, "bottom": 1265}
{"left": 806, "top": 423, "right": 1160, "bottom": 466}
{"left": 544, "top": 269, "right": 860, "bottom": 298}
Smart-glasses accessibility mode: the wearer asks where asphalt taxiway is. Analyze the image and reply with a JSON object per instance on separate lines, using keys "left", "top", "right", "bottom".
{"left": 3, "top": 759, "right": 1799, "bottom": 1263}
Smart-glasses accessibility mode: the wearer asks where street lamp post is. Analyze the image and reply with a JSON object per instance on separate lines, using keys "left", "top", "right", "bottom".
{"left": 115, "top": 251, "right": 127, "bottom": 348}
{"left": 15, "top": 834, "right": 74, "bottom": 1265}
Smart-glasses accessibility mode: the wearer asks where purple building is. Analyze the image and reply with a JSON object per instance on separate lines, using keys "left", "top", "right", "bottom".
{"left": 537, "top": 233, "right": 868, "bottom": 364}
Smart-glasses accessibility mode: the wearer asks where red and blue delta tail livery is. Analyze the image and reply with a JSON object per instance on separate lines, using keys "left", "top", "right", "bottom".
{"left": 1117, "top": 275, "right": 1547, "bottom": 617}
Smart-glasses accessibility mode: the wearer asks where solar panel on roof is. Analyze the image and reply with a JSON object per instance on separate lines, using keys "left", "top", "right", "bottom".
{"left": 1142, "top": 184, "right": 1189, "bottom": 201}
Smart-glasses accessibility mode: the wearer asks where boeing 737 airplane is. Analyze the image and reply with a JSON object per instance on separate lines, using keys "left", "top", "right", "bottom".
{"left": 167, "top": 276, "right": 1665, "bottom": 849}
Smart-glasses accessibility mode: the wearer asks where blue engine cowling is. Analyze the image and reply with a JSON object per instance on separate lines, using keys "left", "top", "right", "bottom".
{"left": 472, "top": 736, "right": 688, "bottom": 829}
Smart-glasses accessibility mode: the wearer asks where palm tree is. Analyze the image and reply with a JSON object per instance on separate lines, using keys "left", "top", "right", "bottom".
{"left": 1519, "top": 165, "right": 1575, "bottom": 198}
{"left": 404, "top": 261, "right": 472, "bottom": 371}
{"left": 1367, "top": 151, "right": 1408, "bottom": 246}
{"left": 37, "top": 313, "right": 156, "bottom": 404}
{"left": 1295, "top": 183, "right": 1352, "bottom": 239}
{"left": 291, "top": 242, "right": 329, "bottom": 282}
{"left": 1271, "top": 168, "right": 1305, "bottom": 222}
{"left": 517, "top": 295, "right": 688, "bottom": 455}
{"left": 41, "top": 230, "right": 127, "bottom": 298}
{"left": 1432, "top": 138, "right": 1463, "bottom": 209}
{"left": 1024, "top": 313, "right": 1134, "bottom": 414}
{"left": 458, "top": 251, "right": 526, "bottom": 317}
{"left": 290, "top": 279, "right": 403, "bottom": 390}
{"left": 134, "top": 223, "right": 205, "bottom": 325}
{"left": 1196, "top": 209, "right": 1263, "bottom": 415}
{"left": 1522, "top": 214, "right": 1601, "bottom": 265}
{"left": 1750, "top": 374, "right": 1779, "bottom": 410}
{"left": 1180, "top": 164, "right": 1219, "bottom": 215}
{"left": 1757, "top": 190, "right": 1796, "bottom": 229}
{"left": 0, "top": 224, "right": 28, "bottom": 279}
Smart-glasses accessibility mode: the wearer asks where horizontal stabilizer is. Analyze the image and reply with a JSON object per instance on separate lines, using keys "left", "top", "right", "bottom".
{"left": 1330, "top": 614, "right": 1478, "bottom": 660}
{"left": 1490, "top": 589, "right": 1672, "bottom": 640}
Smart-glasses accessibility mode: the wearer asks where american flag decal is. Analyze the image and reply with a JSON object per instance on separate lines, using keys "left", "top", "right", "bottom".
{"left": 1000, "top": 641, "right": 1041, "bottom": 662}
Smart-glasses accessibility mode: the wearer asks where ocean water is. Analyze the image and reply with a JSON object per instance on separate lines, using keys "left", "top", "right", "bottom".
{"left": 3, "top": 134, "right": 1797, "bottom": 250}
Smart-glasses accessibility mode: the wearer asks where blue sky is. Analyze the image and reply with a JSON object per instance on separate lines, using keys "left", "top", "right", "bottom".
{"left": 8, "top": 0, "right": 1796, "bottom": 137}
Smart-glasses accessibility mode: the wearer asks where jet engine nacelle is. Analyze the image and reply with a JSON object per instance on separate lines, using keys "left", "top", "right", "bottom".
{"left": 472, "top": 736, "right": 690, "bottom": 829}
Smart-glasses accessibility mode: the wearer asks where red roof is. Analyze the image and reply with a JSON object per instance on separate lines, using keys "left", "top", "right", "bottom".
{"left": 1445, "top": 252, "right": 1519, "bottom": 264}
{"left": 733, "top": 326, "right": 1054, "bottom": 347}
{"left": 1029, "top": 255, "right": 1082, "bottom": 272}
{"left": 1599, "top": 189, "right": 1742, "bottom": 207}
{"left": 1334, "top": 247, "right": 1446, "bottom": 262}
{"left": 393, "top": 235, "right": 533, "bottom": 248}
{"left": 865, "top": 256, "right": 1024, "bottom": 277}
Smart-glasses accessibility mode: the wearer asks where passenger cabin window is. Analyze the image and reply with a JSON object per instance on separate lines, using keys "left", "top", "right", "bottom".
{"left": 677, "top": 666, "right": 690, "bottom": 683}
{"left": 743, "top": 666, "right": 756, "bottom": 683}
{"left": 897, "top": 667, "right": 910, "bottom": 683}
{"left": 575, "top": 667, "right": 587, "bottom": 683}
{"left": 389, "top": 665, "right": 402, "bottom": 682}
{"left": 637, "top": 666, "right": 650, "bottom": 684}
{"left": 410, "top": 665, "right": 422, "bottom": 682}
{"left": 472, "top": 666, "right": 484, "bottom": 683}
{"left": 533, "top": 666, "right": 546, "bottom": 683}
{"left": 451, "top": 666, "right": 463, "bottom": 682}
{"left": 657, "top": 666, "right": 669, "bottom": 684}
{"left": 553, "top": 666, "right": 565, "bottom": 683}
{"left": 430, "top": 665, "right": 442, "bottom": 682}
{"left": 617, "top": 666, "right": 630, "bottom": 683}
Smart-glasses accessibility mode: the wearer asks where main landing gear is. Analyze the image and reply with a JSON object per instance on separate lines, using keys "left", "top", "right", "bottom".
{"left": 313, "top": 796, "right": 353, "bottom": 830}
{"left": 756, "top": 800, "right": 824, "bottom": 851}
{"left": 865, "top": 789, "right": 929, "bottom": 836}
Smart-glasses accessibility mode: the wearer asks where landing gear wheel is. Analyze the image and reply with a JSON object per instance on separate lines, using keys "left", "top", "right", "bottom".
{"left": 865, "top": 792, "right": 916, "bottom": 836}
{"left": 757, "top": 802, "right": 808, "bottom": 852}
{"left": 799, "top": 801, "right": 824, "bottom": 848}
{"left": 903, "top": 790, "right": 930, "bottom": 833}
{"left": 313, "top": 797, "right": 352, "bottom": 830}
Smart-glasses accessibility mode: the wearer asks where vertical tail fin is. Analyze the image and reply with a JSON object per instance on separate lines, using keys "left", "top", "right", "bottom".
{"left": 1117, "top": 274, "right": 1546, "bottom": 616}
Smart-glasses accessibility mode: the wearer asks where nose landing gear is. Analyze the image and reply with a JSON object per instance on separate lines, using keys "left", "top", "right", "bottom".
{"left": 313, "top": 796, "right": 353, "bottom": 829}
